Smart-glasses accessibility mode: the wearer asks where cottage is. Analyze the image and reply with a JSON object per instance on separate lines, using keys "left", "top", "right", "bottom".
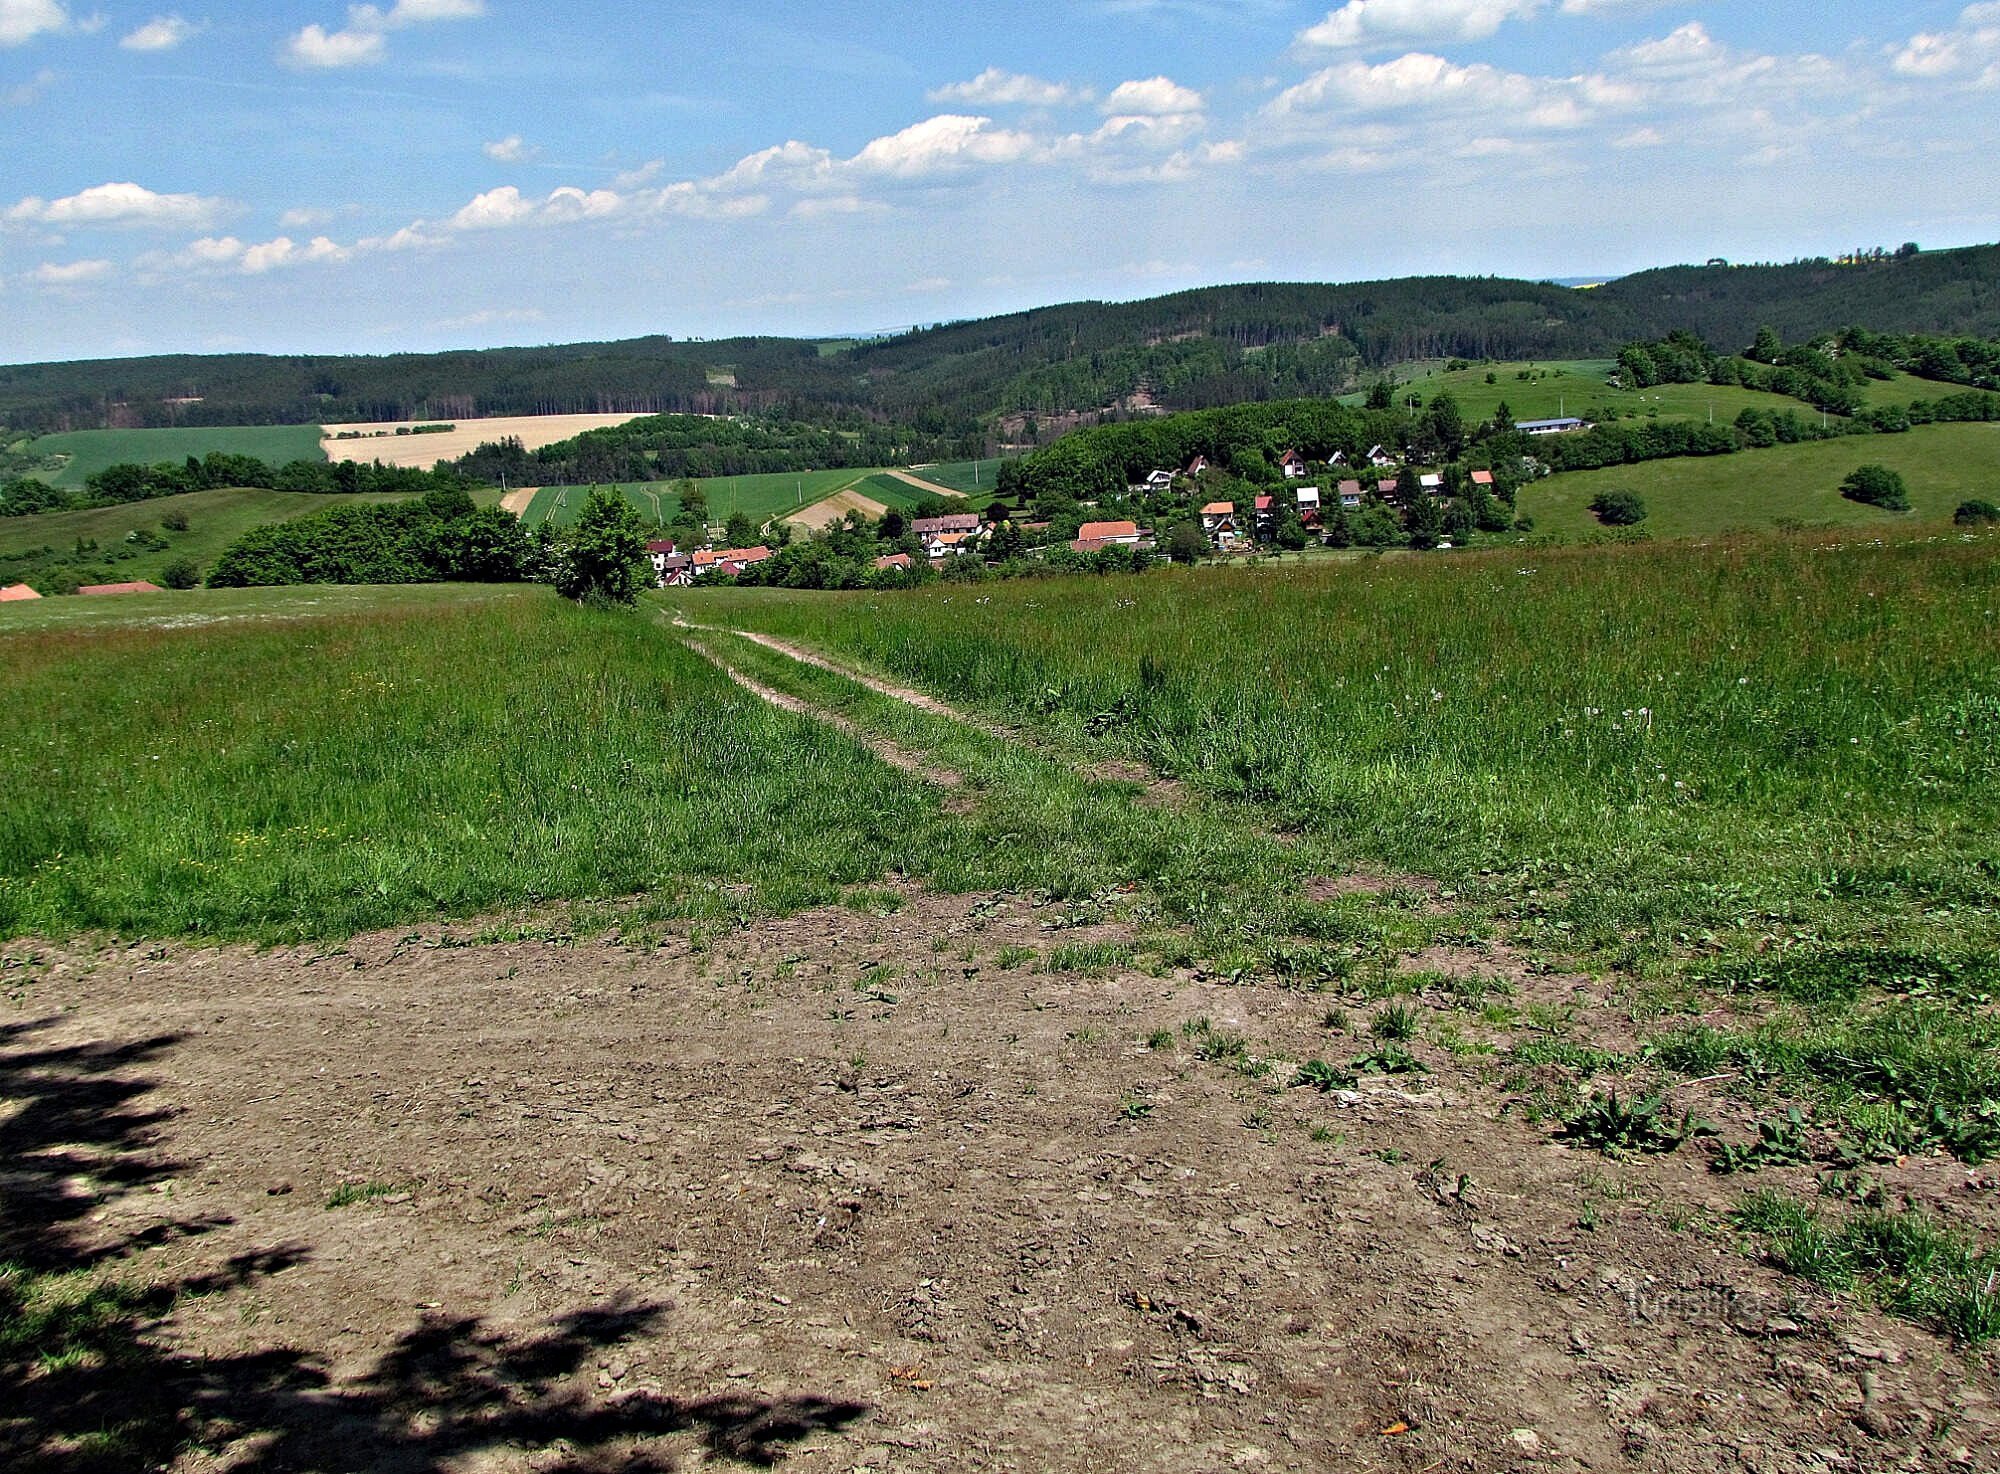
{"left": 646, "top": 539, "right": 678, "bottom": 576}
{"left": 1418, "top": 473, "right": 1444, "bottom": 497}
{"left": 1326, "top": 450, "right": 1347, "bottom": 468}
{"left": 1140, "top": 469, "right": 1175, "bottom": 492}
{"left": 1278, "top": 449, "right": 1308, "bottom": 479}
{"left": 1516, "top": 417, "right": 1589, "bottom": 436}
{"left": 1183, "top": 455, "right": 1210, "bottom": 477}
{"left": 926, "top": 530, "right": 978, "bottom": 560}
{"left": 1077, "top": 520, "right": 1145, "bottom": 546}
{"left": 656, "top": 553, "right": 695, "bottom": 587}
{"left": 1470, "top": 470, "right": 1496, "bottom": 490}
{"left": 874, "top": 553, "right": 914, "bottom": 571}
{"left": 1199, "top": 501, "right": 1239, "bottom": 545}
{"left": 1337, "top": 479, "right": 1365, "bottom": 510}
{"left": 1377, "top": 478, "right": 1400, "bottom": 500}
{"left": 1296, "top": 487, "right": 1322, "bottom": 528}
{"left": 1252, "top": 495, "right": 1275, "bottom": 531}
{"left": 0, "top": 583, "right": 40, "bottom": 601}
{"left": 77, "top": 581, "right": 164, "bottom": 597}
{"left": 1366, "top": 444, "right": 1396, "bottom": 469}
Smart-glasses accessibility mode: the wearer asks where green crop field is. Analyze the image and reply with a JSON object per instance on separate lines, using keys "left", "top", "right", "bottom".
{"left": 907, "top": 459, "right": 1005, "bottom": 497}
{"left": 1519, "top": 421, "right": 2000, "bottom": 538}
{"left": 20, "top": 425, "right": 328, "bottom": 487}
{"left": 520, "top": 468, "right": 883, "bottom": 529}
{"left": 0, "top": 487, "right": 420, "bottom": 593}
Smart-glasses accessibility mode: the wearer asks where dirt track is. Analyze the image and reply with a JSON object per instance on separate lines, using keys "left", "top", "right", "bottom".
{"left": 10, "top": 893, "right": 1995, "bottom": 1472}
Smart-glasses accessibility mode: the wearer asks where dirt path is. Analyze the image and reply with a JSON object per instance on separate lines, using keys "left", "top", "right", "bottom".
{"left": 710, "top": 628, "right": 1193, "bottom": 806}
{"left": 9, "top": 895, "right": 1990, "bottom": 1472}
{"left": 885, "top": 470, "right": 968, "bottom": 500}
{"left": 500, "top": 486, "right": 539, "bottom": 517}
{"left": 683, "top": 634, "right": 966, "bottom": 795}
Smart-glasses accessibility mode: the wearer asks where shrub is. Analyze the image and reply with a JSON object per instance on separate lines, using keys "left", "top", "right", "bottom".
{"left": 1840, "top": 464, "right": 1910, "bottom": 511}
{"left": 1589, "top": 489, "right": 1648, "bottom": 526}
{"left": 1955, "top": 498, "right": 2000, "bottom": 526}
{"left": 159, "top": 557, "right": 201, "bottom": 590}
{"left": 160, "top": 509, "right": 191, "bottom": 532}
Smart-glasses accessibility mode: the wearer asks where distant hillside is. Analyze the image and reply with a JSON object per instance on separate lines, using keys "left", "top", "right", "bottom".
{"left": 4, "top": 243, "right": 1998, "bottom": 438}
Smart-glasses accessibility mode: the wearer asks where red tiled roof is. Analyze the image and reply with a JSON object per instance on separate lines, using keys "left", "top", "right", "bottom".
{"left": 718, "top": 546, "right": 771, "bottom": 564}
{"left": 645, "top": 540, "right": 677, "bottom": 554}
{"left": 1471, "top": 470, "right": 1495, "bottom": 486}
{"left": 1077, "top": 520, "right": 1140, "bottom": 540}
{"left": 0, "top": 583, "right": 41, "bottom": 601}
{"left": 77, "top": 581, "right": 164, "bottom": 596}
{"left": 1254, "top": 496, "right": 1273, "bottom": 511}
{"left": 1201, "top": 501, "right": 1235, "bottom": 516}
{"left": 874, "top": 553, "right": 913, "bottom": 570}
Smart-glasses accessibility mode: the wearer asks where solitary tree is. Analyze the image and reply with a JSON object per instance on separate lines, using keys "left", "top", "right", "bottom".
{"left": 1165, "top": 522, "right": 1211, "bottom": 564}
{"left": 553, "top": 489, "right": 653, "bottom": 605}
{"left": 1839, "top": 465, "right": 1910, "bottom": 511}
{"left": 724, "top": 510, "right": 758, "bottom": 547}
{"left": 1589, "top": 489, "right": 1648, "bottom": 526}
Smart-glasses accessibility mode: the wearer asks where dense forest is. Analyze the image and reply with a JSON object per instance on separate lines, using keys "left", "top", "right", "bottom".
{"left": 6, "top": 243, "right": 2000, "bottom": 438}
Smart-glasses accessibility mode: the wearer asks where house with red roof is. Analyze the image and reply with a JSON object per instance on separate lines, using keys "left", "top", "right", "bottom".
{"left": 1199, "top": 501, "right": 1240, "bottom": 547}
{"left": 874, "top": 553, "right": 914, "bottom": 571}
{"left": 1071, "top": 519, "right": 1152, "bottom": 554}
{"left": 0, "top": 583, "right": 41, "bottom": 602}
{"left": 1278, "top": 449, "right": 1308, "bottom": 479}
{"left": 1470, "top": 470, "right": 1496, "bottom": 490}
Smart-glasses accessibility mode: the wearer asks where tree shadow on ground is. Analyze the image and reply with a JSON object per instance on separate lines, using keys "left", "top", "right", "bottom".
{"left": 0, "top": 1015, "right": 869, "bottom": 1471}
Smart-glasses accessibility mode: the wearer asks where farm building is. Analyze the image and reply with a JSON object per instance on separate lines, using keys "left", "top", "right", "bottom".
{"left": 77, "top": 581, "right": 165, "bottom": 597}
{"left": 1517, "top": 417, "right": 1590, "bottom": 436}
{"left": 0, "top": 583, "right": 41, "bottom": 601}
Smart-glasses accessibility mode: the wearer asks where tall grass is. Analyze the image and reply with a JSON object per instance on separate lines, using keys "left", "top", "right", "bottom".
{"left": 0, "top": 591, "right": 943, "bottom": 940}
{"left": 686, "top": 528, "right": 2000, "bottom": 949}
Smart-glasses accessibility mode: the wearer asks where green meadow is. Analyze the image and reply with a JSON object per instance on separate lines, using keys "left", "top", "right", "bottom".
{"left": 20, "top": 425, "right": 327, "bottom": 487}
{"left": 519, "top": 468, "right": 883, "bottom": 528}
{"left": 1359, "top": 358, "right": 1821, "bottom": 428}
{"left": 1520, "top": 421, "right": 2000, "bottom": 538}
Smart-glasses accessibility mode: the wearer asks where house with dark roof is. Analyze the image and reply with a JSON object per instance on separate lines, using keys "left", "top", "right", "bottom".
{"left": 1336, "top": 480, "right": 1365, "bottom": 510}
{"left": 1278, "top": 449, "right": 1308, "bottom": 479}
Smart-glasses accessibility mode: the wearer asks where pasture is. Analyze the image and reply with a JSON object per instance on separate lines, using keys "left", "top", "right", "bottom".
{"left": 1362, "top": 358, "right": 1824, "bottom": 427}
{"left": 1519, "top": 420, "right": 2000, "bottom": 537}
{"left": 905, "top": 458, "right": 1005, "bottom": 498}
{"left": 520, "top": 468, "right": 892, "bottom": 529}
{"left": 0, "top": 487, "right": 421, "bottom": 592}
{"left": 20, "top": 425, "right": 327, "bottom": 487}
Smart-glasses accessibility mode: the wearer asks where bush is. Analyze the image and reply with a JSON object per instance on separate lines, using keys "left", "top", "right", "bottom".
{"left": 1840, "top": 464, "right": 1911, "bottom": 511}
{"left": 161, "top": 509, "right": 190, "bottom": 532}
{"left": 159, "top": 557, "right": 201, "bottom": 590}
{"left": 1589, "top": 489, "right": 1648, "bottom": 526}
{"left": 1955, "top": 499, "right": 2000, "bottom": 526}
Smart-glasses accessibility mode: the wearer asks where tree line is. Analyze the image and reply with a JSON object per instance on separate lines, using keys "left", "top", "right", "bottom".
{"left": 1, "top": 451, "right": 481, "bottom": 517}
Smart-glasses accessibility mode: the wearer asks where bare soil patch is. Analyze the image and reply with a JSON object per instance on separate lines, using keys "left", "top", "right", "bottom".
{"left": 321, "top": 416, "right": 647, "bottom": 470}
{"left": 783, "top": 488, "right": 888, "bottom": 532}
{"left": 499, "top": 486, "right": 540, "bottom": 517}
{"left": 8, "top": 892, "right": 1995, "bottom": 1471}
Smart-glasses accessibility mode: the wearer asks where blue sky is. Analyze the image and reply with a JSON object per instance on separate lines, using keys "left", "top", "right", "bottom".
{"left": 1, "top": 1, "right": 1994, "bottom": 361}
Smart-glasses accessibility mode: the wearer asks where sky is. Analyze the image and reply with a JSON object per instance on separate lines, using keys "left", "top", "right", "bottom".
{"left": 2, "top": 0, "right": 1996, "bottom": 362}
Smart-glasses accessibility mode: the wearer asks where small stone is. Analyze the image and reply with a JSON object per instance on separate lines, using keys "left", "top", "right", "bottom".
{"left": 267, "top": 1181, "right": 294, "bottom": 1197}
{"left": 1508, "top": 1428, "right": 1543, "bottom": 1456}
{"left": 1764, "top": 1316, "right": 1803, "bottom": 1336}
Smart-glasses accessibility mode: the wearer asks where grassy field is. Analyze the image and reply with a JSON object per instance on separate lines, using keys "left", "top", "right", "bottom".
{"left": 20, "top": 425, "right": 327, "bottom": 487}
{"left": 1357, "top": 358, "right": 1822, "bottom": 428}
{"left": 1520, "top": 421, "right": 2000, "bottom": 538}
{"left": 0, "top": 487, "right": 420, "bottom": 591}
{"left": 0, "top": 587, "right": 959, "bottom": 940}
{"left": 520, "top": 469, "right": 882, "bottom": 529}
{"left": 908, "top": 459, "right": 1005, "bottom": 497}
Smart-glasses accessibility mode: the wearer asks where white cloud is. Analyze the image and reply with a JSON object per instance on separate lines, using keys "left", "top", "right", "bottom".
{"left": 285, "top": 23, "right": 384, "bottom": 67}
{"left": 279, "top": 206, "right": 336, "bottom": 229}
{"left": 1101, "top": 75, "right": 1204, "bottom": 115}
{"left": 482, "top": 134, "right": 533, "bottom": 163}
{"left": 120, "top": 15, "right": 201, "bottom": 51}
{"left": 1296, "top": 0, "right": 1658, "bottom": 51}
{"left": 7, "top": 181, "right": 230, "bottom": 230}
{"left": 284, "top": 0, "right": 484, "bottom": 69}
{"left": 30, "top": 257, "right": 111, "bottom": 284}
{"left": 1892, "top": 4, "right": 2000, "bottom": 81}
{"left": 0, "top": 0, "right": 72, "bottom": 47}
{"left": 610, "top": 159, "right": 664, "bottom": 190}
{"left": 929, "top": 67, "right": 1087, "bottom": 107}
{"left": 851, "top": 114, "right": 1041, "bottom": 176}
{"left": 142, "top": 232, "right": 352, "bottom": 276}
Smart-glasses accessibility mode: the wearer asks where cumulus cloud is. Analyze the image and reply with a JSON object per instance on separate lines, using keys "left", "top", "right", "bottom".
{"left": 120, "top": 15, "right": 202, "bottom": 51}
{"left": 0, "top": 0, "right": 75, "bottom": 47}
{"left": 928, "top": 67, "right": 1088, "bottom": 107}
{"left": 1297, "top": 0, "right": 1660, "bottom": 51}
{"left": 850, "top": 114, "right": 1041, "bottom": 176}
{"left": 7, "top": 181, "right": 230, "bottom": 230}
{"left": 1101, "top": 76, "right": 1204, "bottom": 115}
{"left": 284, "top": 0, "right": 485, "bottom": 69}
{"left": 1892, "top": 4, "right": 2000, "bottom": 82}
{"left": 141, "top": 232, "right": 352, "bottom": 276}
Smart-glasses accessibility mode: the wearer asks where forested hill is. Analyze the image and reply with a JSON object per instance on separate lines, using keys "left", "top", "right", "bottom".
{"left": 5, "top": 243, "right": 1998, "bottom": 436}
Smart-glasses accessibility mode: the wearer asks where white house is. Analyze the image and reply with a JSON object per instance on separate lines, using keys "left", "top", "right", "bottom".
{"left": 1366, "top": 444, "right": 1396, "bottom": 468}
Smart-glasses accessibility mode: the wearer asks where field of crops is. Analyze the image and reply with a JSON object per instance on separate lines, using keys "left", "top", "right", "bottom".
{"left": 907, "top": 459, "right": 1005, "bottom": 497}
{"left": 1520, "top": 420, "right": 2000, "bottom": 537}
{"left": 21, "top": 425, "right": 327, "bottom": 487}
{"left": 519, "top": 468, "right": 883, "bottom": 529}
{"left": 1359, "top": 358, "right": 1820, "bottom": 428}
